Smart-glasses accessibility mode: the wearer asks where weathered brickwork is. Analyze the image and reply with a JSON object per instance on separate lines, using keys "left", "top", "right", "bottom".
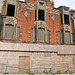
{"left": 17, "top": 2, "right": 34, "bottom": 42}
{"left": 0, "top": 0, "right": 75, "bottom": 74}
{"left": 0, "top": 0, "right": 75, "bottom": 44}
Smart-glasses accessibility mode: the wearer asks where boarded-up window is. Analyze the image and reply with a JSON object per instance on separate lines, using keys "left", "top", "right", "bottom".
{"left": 47, "top": 30, "right": 50, "bottom": 43}
{"left": 7, "top": 5, "right": 15, "bottom": 17}
{"left": 64, "top": 14, "right": 70, "bottom": 25}
{"left": 5, "top": 24, "right": 14, "bottom": 39}
{"left": 30, "top": 28, "right": 33, "bottom": 42}
{"left": 65, "top": 31, "right": 70, "bottom": 44}
{"left": 38, "top": 28, "right": 45, "bottom": 42}
{"left": 58, "top": 31, "right": 60, "bottom": 44}
{"left": 19, "top": 56, "right": 30, "bottom": 72}
{"left": 17, "top": 26, "right": 20, "bottom": 41}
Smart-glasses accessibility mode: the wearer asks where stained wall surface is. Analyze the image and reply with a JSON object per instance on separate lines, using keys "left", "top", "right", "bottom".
{"left": 0, "top": 42, "right": 75, "bottom": 73}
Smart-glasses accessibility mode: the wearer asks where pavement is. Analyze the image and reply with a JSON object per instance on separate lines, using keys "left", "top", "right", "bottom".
{"left": 0, "top": 74, "right": 75, "bottom": 75}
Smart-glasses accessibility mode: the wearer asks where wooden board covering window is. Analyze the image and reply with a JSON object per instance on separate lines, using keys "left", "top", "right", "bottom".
{"left": 19, "top": 56, "right": 30, "bottom": 72}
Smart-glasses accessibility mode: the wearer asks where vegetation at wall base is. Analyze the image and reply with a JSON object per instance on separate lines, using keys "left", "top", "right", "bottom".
{"left": 55, "top": 70, "right": 61, "bottom": 74}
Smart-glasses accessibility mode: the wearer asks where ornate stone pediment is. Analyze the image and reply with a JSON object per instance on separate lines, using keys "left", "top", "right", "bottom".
{"left": 6, "top": 17, "right": 14, "bottom": 24}
{"left": 65, "top": 25, "right": 70, "bottom": 31}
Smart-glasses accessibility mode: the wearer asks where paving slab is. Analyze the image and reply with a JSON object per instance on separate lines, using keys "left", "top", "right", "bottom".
{"left": 0, "top": 74, "right": 75, "bottom": 75}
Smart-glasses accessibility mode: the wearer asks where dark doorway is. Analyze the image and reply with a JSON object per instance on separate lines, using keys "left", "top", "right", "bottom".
{"left": 7, "top": 5, "right": 15, "bottom": 17}
{"left": 38, "top": 10, "right": 45, "bottom": 21}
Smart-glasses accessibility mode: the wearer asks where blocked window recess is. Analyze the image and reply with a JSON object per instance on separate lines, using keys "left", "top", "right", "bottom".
{"left": 64, "top": 14, "right": 70, "bottom": 25}
{"left": 58, "top": 31, "right": 61, "bottom": 44}
{"left": 65, "top": 31, "right": 70, "bottom": 44}
{"left": 30, "top": 28, "right": 33, "bottom": 42}
{"left": 38, "top": 28, "right": 45, "bottom": 42}
{"left": 7, "top": 5, "right": 15, "bottom": 17}
{"left": 17, "top": 26, "right": 20, "bottom": 41}
{"left": 35, "top": 10, "right": 37, "bottom": 20}
{"left": 47, "top": 30, "right": 50, "bottom": 43}
{"left": 38, "top": 10, "right": 45, "bottom": 21}
{"left": 60, "top": 14, "right": 63, "bottom": 24}
{"left": 5, "top": 24, "right": 14, "bottom": 39}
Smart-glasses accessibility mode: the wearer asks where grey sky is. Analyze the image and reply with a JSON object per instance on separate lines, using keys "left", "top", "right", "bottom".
{"left": 0, "top": 0, "right": 75, "bottom": 10}
{"left": 19, "top": 0, "right": 75, "bottom": 10}
{"left": 53, "top": 0, "right": 75, "bottom": 10}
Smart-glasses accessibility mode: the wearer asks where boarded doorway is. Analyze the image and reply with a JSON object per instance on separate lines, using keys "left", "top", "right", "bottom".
{"left": 19, "top": 56, "right": 30, "bottom": 72}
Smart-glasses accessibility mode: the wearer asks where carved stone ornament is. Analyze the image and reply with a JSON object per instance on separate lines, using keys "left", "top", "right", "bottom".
{"left": 6, "top": 17, "right": 14, "bottom": 24}
{"left": 65, "top": 25, "right": 70, "bottom": 31}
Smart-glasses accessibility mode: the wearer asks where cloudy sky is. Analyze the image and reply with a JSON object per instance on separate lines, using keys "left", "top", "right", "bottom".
{"left": 19, "top": 0, "right": 75, "bottom": 10}
{"left": 53, "top": 0, "right": 75, "bottom": 10}
{"left": 0, "top": 0, "right": 75, "bottom": 10}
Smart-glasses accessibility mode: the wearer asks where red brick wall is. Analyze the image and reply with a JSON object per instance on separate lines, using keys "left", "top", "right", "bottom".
{"left": 46, "top": 12, "right": 60, "bottom": 44}
{"left": 17, "top": 2, "right": 34, "bottom": 42}
{"left": 17, "top": 1, "right": 60, "bottom": 44}
{"left": 70, "top": 14, "right": 75, "bottom": 44}
{"left": 46, "top": 0, "right": 52, "bottom": 7}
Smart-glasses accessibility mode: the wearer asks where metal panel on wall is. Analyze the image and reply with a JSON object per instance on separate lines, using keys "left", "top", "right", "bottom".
{"left": 5, "top": 24, "right": 14, "bottom": 39}
{"left": 38, "top": 28, "right": 45, "bottom": 42}
{"left": 17, "top": 26, "right": 20, "bottom": 41}
{"left": 58, "top": 31, "right": 60, "bottom": 44}
{"left": 47, "top": 30, "right": 50, "bottom": 43}
{"left": 30, "top": 28, "right": 33, "bottom": 42}
{"left": 65, "top": 31, "right": 70, "bottom": 44}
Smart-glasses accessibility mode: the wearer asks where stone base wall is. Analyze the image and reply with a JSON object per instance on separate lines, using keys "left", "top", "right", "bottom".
{"left": 0, "top": 42, "right": 75, "bottom": 73}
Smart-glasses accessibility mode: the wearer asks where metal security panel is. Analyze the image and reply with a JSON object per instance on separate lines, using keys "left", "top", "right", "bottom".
{"left": 47, "top": 30, "right": 50, "bottom": 43}
{"left": 38, "top": 28, "right": 45, "bottom": 42}
{"left": 17, "top": 26, "right": 20, "bottom": 41}
{"left": 65, "top": 31, "right": 70, "bottom": 44}
{"left": 5, "top": 24, "right": 14, "bottom": 40}
{"left": 30, "top": 28, "right": 33, "bottom": 42}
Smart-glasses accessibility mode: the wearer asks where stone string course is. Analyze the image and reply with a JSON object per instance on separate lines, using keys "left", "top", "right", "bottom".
{"left": 0, "top": 42, "right": 75, "bottom": 54}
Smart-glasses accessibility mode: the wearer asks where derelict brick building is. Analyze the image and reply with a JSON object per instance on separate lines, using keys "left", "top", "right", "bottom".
{"left": 0, "top": 0, "right": 75, "bottom": 73}
{"left": 0, "top": 0, "right": 75, "bottom": 44}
